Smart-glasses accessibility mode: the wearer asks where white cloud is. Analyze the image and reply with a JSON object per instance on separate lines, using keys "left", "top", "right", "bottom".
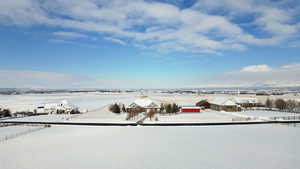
{"left": 104, "top": 37, "right": 127, "bottom": 46}
{"left": 241, "top": 64, "right": 272, "bottom": 72}
{"left": 52, "top": 31, "right": 88, "bottom": 39}
{"left": 193, "top": 0, "right": 300, "bottom": 45}
{"left": 193, "top": 63, "right": 300, "bottom": 88}
{"left": 0, "top": 0, "right": 299, "bottom": 54}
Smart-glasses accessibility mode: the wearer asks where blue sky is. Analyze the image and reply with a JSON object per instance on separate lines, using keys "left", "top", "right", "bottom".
{"left": 0, "top": 0, "right": 300, "bottom": 88}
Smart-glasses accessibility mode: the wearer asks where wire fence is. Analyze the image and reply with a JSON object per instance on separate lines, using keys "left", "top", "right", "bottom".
{"left": 0, "top": 124, "right": 48, "bottom": 143}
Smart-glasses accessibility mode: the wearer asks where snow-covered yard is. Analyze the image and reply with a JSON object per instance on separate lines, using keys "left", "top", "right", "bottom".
{"left": 71, "top": 108, "right": 130, "bottom": 123}
{"left": 240, "top": 110, "right": 300, "bottom": 118}
{"left": 229, "top": 110, "right": 300, "bottom": 121}
{"left": 2, "top": 114, "right": 72, "bottom": 122}
{"left": 0, "top": 124, "right": 299, "bottom": 169}
{"left": 144, "top": 112, "right": 236, "bottom": 123}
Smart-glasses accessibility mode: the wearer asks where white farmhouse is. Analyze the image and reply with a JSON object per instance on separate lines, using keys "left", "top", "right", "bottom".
{"left": 35, "top": 100, "right": 79, "bottom": 114}
{"left": 127, "top": 96, "right": 160, "bottom": 113}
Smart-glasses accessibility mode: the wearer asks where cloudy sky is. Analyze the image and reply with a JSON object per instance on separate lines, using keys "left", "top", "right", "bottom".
{"left": 0, "top": 0, "right": 300, "bottom": 88}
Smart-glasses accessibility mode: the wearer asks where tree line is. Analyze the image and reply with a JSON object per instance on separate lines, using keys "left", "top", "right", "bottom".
{"left": 159, "top": 103, "right": 180, "bottom": 114}
{"left": 109, "top": 103, "right": 180, "bottom": 114}
{"left": 265, "top": 98, "right": 300, "bottom": 112}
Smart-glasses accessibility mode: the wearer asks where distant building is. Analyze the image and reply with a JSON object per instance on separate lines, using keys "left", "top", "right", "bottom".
{"left": 195, "top": 100, "right": 211, "bottom": 109}
{"left": 232, "top": 97, "right": 260, "bottom": 108}
{"left": 35, "top": 100, "right": 79, "bottom": 114}
{"left": 210, "top": 98, "right": 240, "bottom": 112}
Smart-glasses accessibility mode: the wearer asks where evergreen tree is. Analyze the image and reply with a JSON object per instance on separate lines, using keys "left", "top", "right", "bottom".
{"left": 165, "top": 104, "right": 172, "bottom": 114}
{"left": 172, "top": 103, "right": 180, "bottom": 113}
{"left": 109, "top": 103, "right": 121, "bottom": 113}
{"left": 160, "top": 103, "right": 164, "bottom": 113}
{"left": 122, "top": 104, "right": 126, "bottom": 112}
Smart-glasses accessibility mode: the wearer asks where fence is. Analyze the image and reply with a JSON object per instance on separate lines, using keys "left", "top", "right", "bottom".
{"left": 270, "top": 116, "right": 300, "bottom": 121}
{"left": 0, "top": 124, "right": 48, "bottom": 143}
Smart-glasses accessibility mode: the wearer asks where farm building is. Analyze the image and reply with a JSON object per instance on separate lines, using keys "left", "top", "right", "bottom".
{"left": 231, "top": 97, "right": 260, "bottom": 108}
{"left": 210, "top": 98, "right": 241, "bottom": 112}
{"left": 127, "top": 96, "right": 160, "bottom": 114}
{"left": 195, "top": 100, "right": 210, "bottom": 109}
{"left": 180, "top": 106, "right": 201, "bottom": 113}
{"left": 35, "top": 100, "right": 79, "bottom": 114}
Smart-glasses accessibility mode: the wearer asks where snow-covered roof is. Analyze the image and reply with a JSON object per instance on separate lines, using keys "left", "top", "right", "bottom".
{"left": 128, "top": 97, "right": 160, "bottom": 108}
{"left": 181, "top": 106, "right": 201, "bottom": 109}
{"left": 42, "top": 100, "right": 78, "bottom": 110}
{"left": 232, "top": 97, "right": 259, "bottom": 104}
{"left": 61, "top": 100, "right": 78, "bottom": 109}
{"left": 210, "top": 98, "right": 237, "bottom": 106}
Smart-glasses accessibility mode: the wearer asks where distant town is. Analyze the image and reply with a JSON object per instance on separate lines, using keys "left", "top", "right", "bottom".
{"left": 1, "top": 87, "right": 300, "bottom": 96}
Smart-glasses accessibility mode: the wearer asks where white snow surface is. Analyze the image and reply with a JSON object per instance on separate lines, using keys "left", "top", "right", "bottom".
{"left": 0, "top": 125, "right": 40, "bottom": 140}
{"left": 71, "top": 106, "right": 130, "bottom": 123}
{"left": 2, "top": 114, "right": 71, "bottom": 122}
{"left": 144, "top": 112, "right": 235, "bottom": 123}
{"left": 240, "top": 110, "right": 300, "bottom": 118}
{"left": 0, "top": 125, "right": 299, "bottom": 169}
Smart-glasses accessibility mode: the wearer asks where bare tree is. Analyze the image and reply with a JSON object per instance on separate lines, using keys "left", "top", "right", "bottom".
{"left": 275, "top": 99, "right": 287, "bottom": 111}
{"left": 286, "top": 100, "right": 297, "bottom": 112}
{"left": 265, "top": 98, "right": 273, "bottom": 110}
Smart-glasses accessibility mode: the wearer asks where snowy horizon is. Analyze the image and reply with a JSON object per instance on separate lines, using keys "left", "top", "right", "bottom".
{"left": 0, "top": 0, "right": 300, "bottom": 88}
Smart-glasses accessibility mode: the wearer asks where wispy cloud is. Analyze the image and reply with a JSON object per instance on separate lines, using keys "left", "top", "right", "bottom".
{"left": 241, "top": 64, "right": 272, "bottom": 72}
{"left": 52, "top": 31, "right": 88, "bottom": 39}
{"left": 104, "top": 37, "right": 127, "bottom": 46}
{"left": 48, "top": 39, "right": 98, "bottom": 48}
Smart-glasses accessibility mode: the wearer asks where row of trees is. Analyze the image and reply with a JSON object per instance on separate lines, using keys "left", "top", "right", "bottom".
{"left": 109, "top": 103, "right": 180, "bottom": 114}
{"left": 160, "top": 103, "right": 180, "bottom": 114}
{"left": 265, "top": 98, "right": 300, "bottom": 112}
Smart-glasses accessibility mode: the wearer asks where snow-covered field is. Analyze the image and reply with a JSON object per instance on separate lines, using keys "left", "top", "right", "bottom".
{"left": 1, "top": 93, "right": 299, "bottom": 169}
{"left": 0, "top": 92, "right": 138, "bottom": 112}
{"left": 1, "top": 92, "right": 300, "bottom": 123}
{"left": 0, "top": 124, "right": 299, "bottom": 169}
